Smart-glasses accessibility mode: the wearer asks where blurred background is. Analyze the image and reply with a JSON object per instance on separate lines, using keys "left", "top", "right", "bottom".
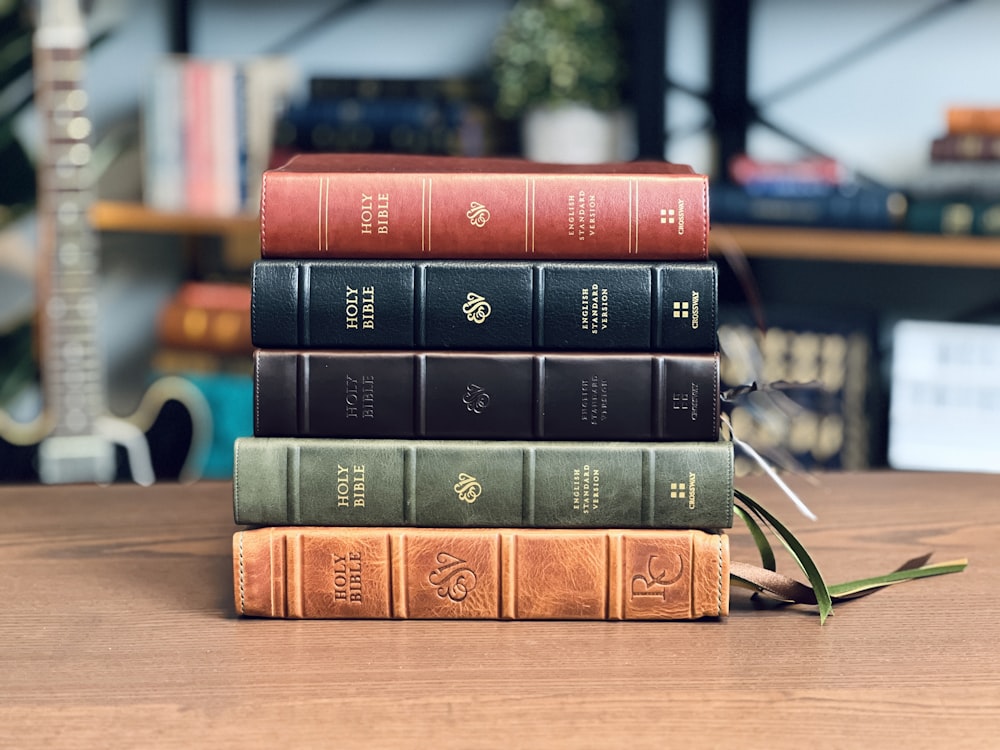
{"left": 2, "top": 0, "right": 999, "bottom": 480}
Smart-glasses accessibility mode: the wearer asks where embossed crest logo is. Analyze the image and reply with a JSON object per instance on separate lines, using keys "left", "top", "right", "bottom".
{"left": 463, "top": 383, "right": 491, "bottom": 414}
{"left": 453, "top": 473, "right": 482, "bottom": 504}
{"left": 630, "top": 554, "right": 684, "bottom": 601}
{"left": 466, "top": 201, "right": 491, "bottom": 227}
{"left": 428, "top": 551, "right": 478, "bottom": 602}
{"left": 462, "top": 292, "right": 492, "bottom": 324}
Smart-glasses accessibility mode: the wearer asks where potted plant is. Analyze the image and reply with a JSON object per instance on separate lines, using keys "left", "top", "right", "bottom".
{"left": 491, "top": 0, "right": 632, "bottom": 163}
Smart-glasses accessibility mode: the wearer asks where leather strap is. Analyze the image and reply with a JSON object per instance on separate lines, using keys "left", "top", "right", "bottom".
{"left": 730, "top": 553, "right": 936, "bottom": 607}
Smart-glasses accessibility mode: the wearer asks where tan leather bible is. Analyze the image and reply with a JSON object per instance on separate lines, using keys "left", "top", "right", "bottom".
{"left": 234, "top": 527, "right": 729, "bottom": 620}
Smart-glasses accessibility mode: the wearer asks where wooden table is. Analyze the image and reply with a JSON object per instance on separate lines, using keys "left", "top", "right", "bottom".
{"left": 1, "top": 471, "right": 997, "bottom": 748}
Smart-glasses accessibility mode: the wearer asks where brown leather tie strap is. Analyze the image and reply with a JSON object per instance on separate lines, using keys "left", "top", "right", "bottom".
{"left": 730, "top": 552, "right": 967, "bottom": 611}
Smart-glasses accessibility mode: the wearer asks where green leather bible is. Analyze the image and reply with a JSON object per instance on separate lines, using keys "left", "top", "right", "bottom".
{"left": 233, "top": 437, "right": 734, "bottom": 529}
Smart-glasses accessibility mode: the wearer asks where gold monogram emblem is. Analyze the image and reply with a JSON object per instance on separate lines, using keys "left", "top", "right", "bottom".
{"left": 428, "top": 552, "right": 478, "bottom": 602}
{"left": 463, "top": 384, "right": 491, "bottom": 414}
{"left": 462, "top": 292, "right": 491, "bottom": 324}
{"left": 453, "top": 473, "right": 482, "bottom": 504}
{"left": 466, "top": 201, "right": 490, "bottom": 227}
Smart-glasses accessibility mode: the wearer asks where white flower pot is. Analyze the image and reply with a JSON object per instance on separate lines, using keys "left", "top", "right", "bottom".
{"left": 522, "top": 103, "right": 635, "bottom": 164}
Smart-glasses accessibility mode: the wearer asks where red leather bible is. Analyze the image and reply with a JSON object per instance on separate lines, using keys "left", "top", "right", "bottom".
{"left": 259, "top": 153, "right": 709, "bottom": 260}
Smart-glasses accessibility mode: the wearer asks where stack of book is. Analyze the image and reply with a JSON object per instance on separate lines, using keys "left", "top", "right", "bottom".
{"left": 905, "top": 105, "right": 1000, "bottom": 237}
{"left": 232, "top": 153, "right": 735, "bottom": 621}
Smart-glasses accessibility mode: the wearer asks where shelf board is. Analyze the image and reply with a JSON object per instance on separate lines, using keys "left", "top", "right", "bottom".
{"left": 89, "top": 203, "right": 1000, "bottom": 270}
{"left": 711, "top": 224, "right": 1000, "bottom": 268}
{"left": 90, "top": 201, "right": 259, "bottom": 237}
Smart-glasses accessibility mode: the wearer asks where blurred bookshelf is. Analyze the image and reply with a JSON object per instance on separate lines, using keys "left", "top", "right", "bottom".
{"left": 89, "top": 199, "right": 1000, "bottom": 272}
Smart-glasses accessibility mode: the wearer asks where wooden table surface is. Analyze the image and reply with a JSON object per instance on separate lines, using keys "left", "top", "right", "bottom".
{"left": 1, "top": 471, "right": 997, "bottom": 749}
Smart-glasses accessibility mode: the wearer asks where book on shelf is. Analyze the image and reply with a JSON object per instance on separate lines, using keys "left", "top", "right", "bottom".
{"left": 142, "top": 54, "right": 296, "bottom": 216}
{"left": 233, "top": 525, "right": 730, "bottom": 620}
{"left": 274, "top": 93, "right": 493, "bottom": 158}
{"left": 904, "top": 197, "right": 1000, "bottom": 236}
{"left": 258, "top": 153, "right": 709, "bottom": 261}
{"left": 232, "top": 437, "right": 734, "bottom": 529}
{"left": 142, "top": 55, "right": 186, "bottom": 213}
{"left": 253, "top": 350, "right": 720, "bottom": 441}
{"left": 273, "top": 74, "right": 512, "bottom": 158}
{"left": 945, "top": 106, "right": 1000, "bottom": 136}
{"left": 709, "top": 181, "right": 907, "bottom": 231}
{"left": 157, "top": 281, "right": 253, "bottom": 355}
{"left": 251, "top": 259, "right": 717, "bottom": 352}
{"left": 930, "top": 132, "right": 1000, "bottom": 161}
{"left": 307, "top": 75, "right": 492, "bottom": 102}
{"left": 726, "top": 154, "right": 847, "bottom": 197}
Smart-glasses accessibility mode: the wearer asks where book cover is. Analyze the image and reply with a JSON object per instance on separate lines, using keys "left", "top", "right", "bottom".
{"left": 251, "top": 259, "right": 717, "bottom": 352}
{"left": 232, "top": 437, "right": 734, "bottom": 530}
{"left": 258, "top": 153, "right": 709, "bottom": 260}
{"left": 253, "top": 350, "right": 720, "bottom": 441}
{"left": 233, "top": 525, "right": 730, "bottom": 620}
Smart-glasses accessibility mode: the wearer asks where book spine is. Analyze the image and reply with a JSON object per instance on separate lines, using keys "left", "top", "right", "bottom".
{"left": 183, "top": 59, "right": 216, "bottom": 214}
{"left": 259, "top": 167, "right": 708, "bottom": 260}
{"left": 233, "top": 526, "right": 730, "bottom": 620}
{"left": 209, "top": 59, "right": 241, "bottom": 215}
{"left": 232, "top": 437, "right": 734, "bottom": 529}
{"left": 710, "top": 183, "right": 905, "bottom": 230}
{"left": 251, "top": 260, "right": 717, "bottom": 352}
{"left": 142, "top": 56, "right": 186, "bottom": 212}
{"left": 253, "top": 350, "right": 720, "bottom": 441}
